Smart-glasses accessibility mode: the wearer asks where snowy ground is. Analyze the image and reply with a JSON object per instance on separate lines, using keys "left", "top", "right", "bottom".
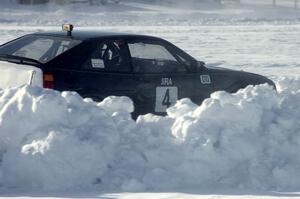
{"left": 2, "top": 191, "right": 300, "bottom": 199}
{"left": 1, "top": 1, "right": 300, "bottom": 198}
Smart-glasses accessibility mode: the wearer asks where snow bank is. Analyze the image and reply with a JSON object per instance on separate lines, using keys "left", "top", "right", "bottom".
{"left": 1, "top": 78, "right": 300, "bottom": 192}
{"left": 0, "top": 87, "right": 126, "bottom": 190}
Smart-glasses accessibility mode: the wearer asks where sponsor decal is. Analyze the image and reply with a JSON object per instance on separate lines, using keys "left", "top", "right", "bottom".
{"left": 161, "top": 78, "right": 173, "bottom": 86}
{"left": 200, "top": 75, "right": 211, "bottom": 84}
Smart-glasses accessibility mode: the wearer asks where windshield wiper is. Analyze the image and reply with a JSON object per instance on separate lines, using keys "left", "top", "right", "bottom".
{"left": 0, "top": 54, "right": 42, "bottom": 66}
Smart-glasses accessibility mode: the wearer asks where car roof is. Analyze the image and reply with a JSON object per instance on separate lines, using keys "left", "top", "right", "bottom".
{"left": 31, "top": 30, "right": 162, "bottom": 41}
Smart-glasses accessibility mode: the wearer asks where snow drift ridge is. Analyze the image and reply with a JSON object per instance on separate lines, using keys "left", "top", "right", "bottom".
{"left": 0, "top": 78, "right": 300, "bottom": 192}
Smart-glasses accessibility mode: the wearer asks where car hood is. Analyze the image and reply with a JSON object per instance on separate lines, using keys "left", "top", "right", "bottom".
{"left": 205, "top": 65, "right": 276, "bottom": 91}
{"left": 205, "top": 65, "right": 235, "bottom": 71}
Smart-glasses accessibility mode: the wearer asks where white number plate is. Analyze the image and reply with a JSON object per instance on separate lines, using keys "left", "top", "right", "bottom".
{"left": 155, "top": 86, "right": 178, "bottom": 112}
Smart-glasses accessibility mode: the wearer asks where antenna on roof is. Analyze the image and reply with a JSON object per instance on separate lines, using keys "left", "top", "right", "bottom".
{"left": 62, "top": 24, "right": 74, "bottom": 36}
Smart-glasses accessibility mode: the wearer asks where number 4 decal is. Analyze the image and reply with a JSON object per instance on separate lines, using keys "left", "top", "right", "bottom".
{"left": 162, "top": 88, "right": 171, "bottom": 108}
{"left": 155, "top": 87, "right": 178, "bottom": 112}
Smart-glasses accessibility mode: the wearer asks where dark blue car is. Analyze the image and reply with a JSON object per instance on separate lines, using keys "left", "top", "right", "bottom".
{"left": 0, "top": 25, "right": 275, "bottom": 117}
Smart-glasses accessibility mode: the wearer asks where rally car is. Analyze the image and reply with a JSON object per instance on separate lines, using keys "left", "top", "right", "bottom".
{"left": 0, "top": 24, "right": 275, "bottom": 117}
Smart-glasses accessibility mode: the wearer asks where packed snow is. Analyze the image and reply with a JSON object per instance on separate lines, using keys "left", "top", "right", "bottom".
{"left": 0, "top": 80, "right": 300, "bottom": 191}
{"left": 0, "top": 80, "right": 300, "bottom": 193}
{"left": 1, "top": 0, "right": 300, "bottom": 198}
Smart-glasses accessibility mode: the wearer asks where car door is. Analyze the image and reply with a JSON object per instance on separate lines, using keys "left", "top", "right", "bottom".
{"left": 127, "top": 38, "right": 214, "bottom": 116}
{"left": 48, "top": 38, "right": 137, "bottom": 103}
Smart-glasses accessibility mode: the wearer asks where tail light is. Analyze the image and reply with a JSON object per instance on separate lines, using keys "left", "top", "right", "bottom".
{"left": 43, "top": 74, "right": 54, "bottom": 89}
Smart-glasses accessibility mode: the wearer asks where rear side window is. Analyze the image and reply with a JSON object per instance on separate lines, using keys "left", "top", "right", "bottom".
{"left": 0, "top": 36, "right": 81, "bottom": 63}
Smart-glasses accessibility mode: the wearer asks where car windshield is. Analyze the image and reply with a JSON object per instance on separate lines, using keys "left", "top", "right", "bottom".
{"left": 0, "top": 35, "right": 81, "bottom": 64}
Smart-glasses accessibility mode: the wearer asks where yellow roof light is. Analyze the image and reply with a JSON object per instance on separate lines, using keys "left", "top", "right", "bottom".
{"left": 62, "top": 24, "right": 74, "bottom": 36}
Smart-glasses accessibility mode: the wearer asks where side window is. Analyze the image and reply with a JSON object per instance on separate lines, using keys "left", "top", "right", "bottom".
{"left": 83, "top": 39, "right": 130, "bottom": 72}
{"left": 128, "top": 40, "right": 186, "bottom": 73}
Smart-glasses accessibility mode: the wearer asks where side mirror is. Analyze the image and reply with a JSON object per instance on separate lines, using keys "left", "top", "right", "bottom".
{"left": 188, "top": 60, "right": 205, "bottom": 72}
{"left": 198, "top": 61, "right": 205, "bottom": 67}
{"left": 195, "top": 61, "right": 206, "bottom": 72}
